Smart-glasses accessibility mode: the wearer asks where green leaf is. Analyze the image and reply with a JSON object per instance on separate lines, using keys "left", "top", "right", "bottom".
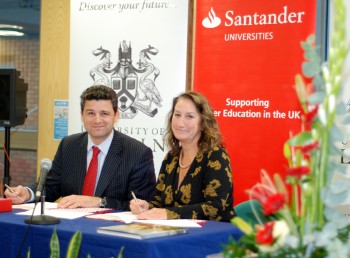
{"left": 231, "top": 217, "right": 254, "bottom": 235}
{"left": 274, "top": 174, "right": 288, "bottom": 199}
{"left": 118, "top": 246, "right": 125, "bottom": 258}
{"left": 307, "top": 91, "right": 326, "bottom": 105}
{"left": 66, "top": 231, "right": 82, "bottom": 258}
{"left": 50, "top": 229, "right": 60, "bottom": 258}
{"left": 306, "top": 34, "right": 315, "bottom": 44}
{"left": 304, "top": 48, "right": 321, "bottom": 62}
{"left": 335, "top": 101, "right": 347, "bottom": 115}
{"left": 295, "top": 149, "right": 303, "bottom": 166}
{"left": 313, "top": 74, "right": 325, "bottom": 90}
{"left": 330, "top": 126, "right": 345, "bottom": 141}
{"left": 294, "top": 74, "right": 308, "bottom": 107}
{"left": 288, "top": 131, "right": 313, "bottom": 146}
{"left": 283, "top": 141, "right": 291, "bottom": 161}
{"left": 323, "top": 189, "right": 348, "bottom": 206}
{"left": 343, "top": 115, "right": 350, "bottom": 124}
{"left": 329, "top": 143, "right": 340, "bottom": 156}
{"left": 302, "top": 62, "right": 321, "bottom": 78}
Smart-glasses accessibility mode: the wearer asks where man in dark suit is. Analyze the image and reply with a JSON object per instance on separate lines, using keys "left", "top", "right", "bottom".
{"left": 5, "top": 85, "right": 156, "bottom": 210}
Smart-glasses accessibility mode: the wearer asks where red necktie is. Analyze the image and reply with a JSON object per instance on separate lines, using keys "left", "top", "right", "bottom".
{"left": 82, "top": 146, "right": 101, "bottom": 196}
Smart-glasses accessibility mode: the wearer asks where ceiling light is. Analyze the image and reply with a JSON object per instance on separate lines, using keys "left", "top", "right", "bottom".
{"left": 0, "top": 24, "right": 24, "bottom": 30}
{"left": 0, "top": 24, "right": 25, "bottom": 37}
{"left": 0, "top": 30, "right": 25, "bottom": 36}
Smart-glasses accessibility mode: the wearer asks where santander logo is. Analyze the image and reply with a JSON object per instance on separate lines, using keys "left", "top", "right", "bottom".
{"left": 202, "top": 7, "right": 221, "bottom": 28}
{"left": 202, "top": 6, "right": 305, "bottom": 29}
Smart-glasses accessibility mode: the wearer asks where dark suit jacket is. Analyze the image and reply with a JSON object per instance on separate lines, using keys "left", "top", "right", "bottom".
{"left": 34, "top": 130, "right": 156, "bottom": 210}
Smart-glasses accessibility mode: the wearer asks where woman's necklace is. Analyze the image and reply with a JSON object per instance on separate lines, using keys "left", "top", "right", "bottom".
{"left": 179, "top": 150, "right": 196, "bottom": 169}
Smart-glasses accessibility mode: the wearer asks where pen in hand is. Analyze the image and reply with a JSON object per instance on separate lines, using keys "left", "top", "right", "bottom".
{"left": 131, "top": 191, "right": 143, "bottom": 212}
{"left": 4, "top": 184, "right": 23, "bottom": 201}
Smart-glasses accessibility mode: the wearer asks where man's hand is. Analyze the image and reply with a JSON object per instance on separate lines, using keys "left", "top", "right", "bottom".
{"left": 57, "top": 195, "right": 100, "bottom": 208}
{"left": 4, "top": 185, "right": 30, "bottom": 204}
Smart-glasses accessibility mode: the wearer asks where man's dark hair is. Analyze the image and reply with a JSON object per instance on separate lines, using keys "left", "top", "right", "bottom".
{"left": 80, "top": 85, "right": 118, "bottom": 113}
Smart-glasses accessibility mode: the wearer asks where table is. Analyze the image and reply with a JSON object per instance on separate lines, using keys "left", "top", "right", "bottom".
{"left": 0, "top": 209, "right": 243, "bottom": 258}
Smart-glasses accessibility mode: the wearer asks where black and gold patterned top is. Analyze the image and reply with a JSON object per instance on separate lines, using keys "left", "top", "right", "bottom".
{"left": 149, "top": 146, "right": 235, "bottom": 222}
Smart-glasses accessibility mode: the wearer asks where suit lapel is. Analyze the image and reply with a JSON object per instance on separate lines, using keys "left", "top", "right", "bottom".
{"left": 77, "top": 134, "right": 89, "bottom": 194}
{"left": 95, "top": 130, "right": 123, "bottom": 196}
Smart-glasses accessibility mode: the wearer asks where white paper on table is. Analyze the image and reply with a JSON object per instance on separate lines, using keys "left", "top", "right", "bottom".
{"left": 87, "top": 211, "right": 137, "bottom": 223}
{"left": 13, "top": 202, "right": 112, "bottom": 219}
{"left": 86, "top": 211, "right": 202, "bottom": 227}
{"left": 15, "top": 209, "right": 90, "bottom": 219}
{"left": 13, "top": 202, "right": 58, "bottom": 210}
{"left": 134, "top": 219, "right": 202, "bottom": 228}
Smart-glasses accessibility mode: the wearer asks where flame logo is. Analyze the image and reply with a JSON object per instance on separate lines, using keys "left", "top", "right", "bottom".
{"left": 202, "top": 7, "right": 221, "bottom": 28}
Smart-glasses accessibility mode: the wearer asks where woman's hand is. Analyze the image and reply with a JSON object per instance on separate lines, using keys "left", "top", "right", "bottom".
{"left": 130, "top": 199, "right": 149, "bottom": 214}
{"left": 137, "top": 208, "right": 167, "bottom": 220}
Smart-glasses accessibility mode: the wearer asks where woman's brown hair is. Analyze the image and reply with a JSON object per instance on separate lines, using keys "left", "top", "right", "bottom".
{"left": 165, "top": 91, "right": 223, "bottom": 156}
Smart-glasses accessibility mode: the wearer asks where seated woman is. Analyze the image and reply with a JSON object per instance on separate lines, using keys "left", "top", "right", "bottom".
{"left": 130, "top": 91, "right": 235, "bottom": 222}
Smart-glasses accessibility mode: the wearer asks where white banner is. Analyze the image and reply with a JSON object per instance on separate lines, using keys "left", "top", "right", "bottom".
{"left": 69, "top": 0, "right": 189, "bottom": 174}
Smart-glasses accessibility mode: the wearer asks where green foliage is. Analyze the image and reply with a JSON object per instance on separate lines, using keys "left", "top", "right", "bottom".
{"left": 50, "top": 229, "right": 60, "bottom": 258}
{"left": 118, "top": 246, "right": 125, "bottom": 258}
{"left": 27, "top": 229, "right": 124, "bottom": 258}
{"left": 222, "top": 0, "right": 350, "bottom": 257}
{"left": 287, "top": 131, "right": 313, "bottom": 146}
{"left": 66, "top": 231, "right": 82, "bottom": 258}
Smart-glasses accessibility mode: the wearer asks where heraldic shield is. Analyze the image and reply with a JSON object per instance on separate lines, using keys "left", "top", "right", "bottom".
{"left": 112, "top": 74, "right": 138, "bottom": 113}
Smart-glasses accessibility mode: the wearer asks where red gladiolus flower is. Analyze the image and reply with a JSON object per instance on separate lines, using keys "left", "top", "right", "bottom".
{"left": 262, "top": 193, "right": 285, "bottom": 215}
{"left": 248, "top": 186, "right": 269, "bottom": 204}
{"left": 286, "top": 166, "right": 310, "bottom": 179}
{"left": 300, "top": 141, "right": 319, "bottom": 154}
{"left": 256, "top": 221, "right": 275, "bottom": 245}
{"left": 304, "top": 105, "right": 318, "bottom": 126}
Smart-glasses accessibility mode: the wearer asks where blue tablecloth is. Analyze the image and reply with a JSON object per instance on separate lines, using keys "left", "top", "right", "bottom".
{"left": 0, "top": 209, "right": 243, "bottom": 258}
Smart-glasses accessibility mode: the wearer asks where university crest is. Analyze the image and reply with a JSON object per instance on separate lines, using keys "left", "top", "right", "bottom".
{"left": 89, "top": 40, "right": 162, "bottom": 119}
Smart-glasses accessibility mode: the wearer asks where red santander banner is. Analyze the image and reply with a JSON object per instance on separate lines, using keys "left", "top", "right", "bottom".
{"left": 193, "top": 1, "right": 317, "bottom": 205}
